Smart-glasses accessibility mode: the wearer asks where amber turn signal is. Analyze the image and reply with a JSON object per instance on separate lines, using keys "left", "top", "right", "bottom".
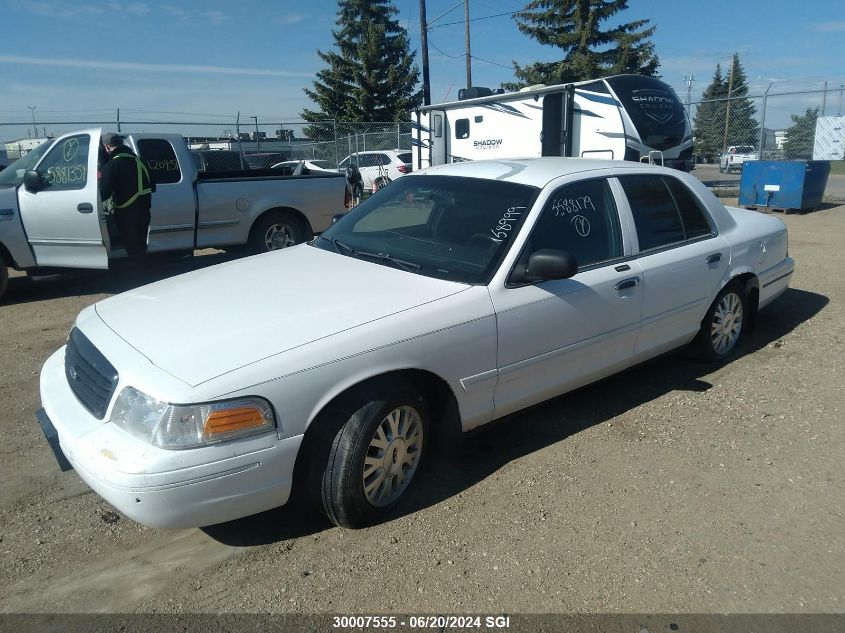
{"left": 204, "top": 407, "right": 266, "bottom": 435}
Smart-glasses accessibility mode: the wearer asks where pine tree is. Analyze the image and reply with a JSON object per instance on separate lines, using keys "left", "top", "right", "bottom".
{"left": 692, "top": 65, "right": 728, "bottom": 162}
{"left": 692, "top": 55, "right": 758, "bottom": 162}
{"left": 782, "top": 108, "right": 819, "bottom": 160}
{"left": 301, "top": 0, "right": 421, "bottom": 125}
{"left": 505, "top": 0, "right": 660, "bottom": 89}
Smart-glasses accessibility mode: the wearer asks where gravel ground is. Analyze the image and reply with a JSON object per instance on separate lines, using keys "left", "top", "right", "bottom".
{"left": 0, "top": 207, "right": 843, "bottom": 616}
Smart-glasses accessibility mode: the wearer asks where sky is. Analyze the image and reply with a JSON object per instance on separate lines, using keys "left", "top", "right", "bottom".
{"left": 1, "top": 0, "right": 844, "bottom": 140}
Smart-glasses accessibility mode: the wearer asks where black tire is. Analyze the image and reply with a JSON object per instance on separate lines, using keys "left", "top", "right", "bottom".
{"left": 0, "top": 263, "right": 7, "bottom": 303}
{"left": 248, "top": 211, "right": 307, "bottom": 254}
{"left": 374, "top": 176, "right": 392, "bottom": 190}
{"left": 317, "top": 381, "right": 429, "bottom": 528}
{"left": 688, "top": 281, "right": 748, "bottom": 361}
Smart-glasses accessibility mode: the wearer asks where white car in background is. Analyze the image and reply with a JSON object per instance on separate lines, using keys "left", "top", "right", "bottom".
{"left": 37, "top": 158, "right": 793, "bottom": 531}
{"left": 719, "top": 145, "right": 756, "bottom": 173}
{"left": 338, "top": 149, "right": 412, "bottom": 191}
{"left": 271, "top": 159, "right": 335, "bottom": 175}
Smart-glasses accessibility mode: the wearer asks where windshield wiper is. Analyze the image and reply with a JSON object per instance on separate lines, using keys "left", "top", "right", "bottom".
{"left": 320, "top": 235, "right": 356, "bottom": 255}
{"left": 353, "top": 250, "right": 422, "bottom": 273}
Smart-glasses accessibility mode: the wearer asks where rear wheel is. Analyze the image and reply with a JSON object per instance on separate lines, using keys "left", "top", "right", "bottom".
{"left": 688, "top": 281, "right": 747, "bottom": 361}
{"left": 316, "top": 381, "right": 428, "bottom": 528}
{"left": 248, "top": 212, "right": 306, "bottom": 254}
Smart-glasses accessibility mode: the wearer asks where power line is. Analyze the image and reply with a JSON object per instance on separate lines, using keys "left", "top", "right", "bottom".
{"left": 428, "top": 9, "right": 517, "bottom": 29}
{"left": 428, "top": 37, "right": 511, "bottom": 69}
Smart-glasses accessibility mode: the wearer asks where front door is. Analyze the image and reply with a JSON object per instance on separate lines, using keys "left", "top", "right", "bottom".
{"left": 17, "top": 129, "right": 110, "bottom": 269}
{"left": 489, "top": 176, "right": 644, "bottom": 418}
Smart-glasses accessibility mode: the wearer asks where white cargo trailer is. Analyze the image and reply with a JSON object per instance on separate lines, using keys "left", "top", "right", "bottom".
{"left": 412, "top": 74, "right": 693, "bottom": 172}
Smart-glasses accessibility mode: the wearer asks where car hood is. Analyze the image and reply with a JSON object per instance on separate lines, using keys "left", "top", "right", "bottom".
{"left": 94, "top": 246, "right": 468, "bottom": 386}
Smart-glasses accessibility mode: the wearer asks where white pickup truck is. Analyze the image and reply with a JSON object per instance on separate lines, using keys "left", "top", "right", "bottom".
{"left": 0, "top": 128, "right": 347, "bottom": 300}
{"left": 719, "top": 145, "right": 756, "bottom": 173}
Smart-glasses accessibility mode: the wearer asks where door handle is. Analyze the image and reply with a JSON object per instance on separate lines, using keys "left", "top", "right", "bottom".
{"left": 706, "top": 253, "right": 722, "bottom": 265}
{"left": 77, "top": 203, "right": 93, "bottom": 214}
{"left": 615, "top": 276, "right": 640, "bottom": 291}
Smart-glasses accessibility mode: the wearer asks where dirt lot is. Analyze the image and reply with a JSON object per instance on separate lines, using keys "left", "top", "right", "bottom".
{"left": 0, "top": 206, "right": 843, "bottom": 616}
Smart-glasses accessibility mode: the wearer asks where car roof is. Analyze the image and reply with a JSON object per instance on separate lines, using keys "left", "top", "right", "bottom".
{"left": 414, "top": 157, "right": 689, "bottom": 188}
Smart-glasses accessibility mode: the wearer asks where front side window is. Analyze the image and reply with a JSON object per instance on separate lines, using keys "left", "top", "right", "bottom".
{"left": 37, "top": 134, "right": 91, "bottom": 191}
{"left": 0, "top": 139, "right": 54, "bottom": 188}
{"left": 138, "top": 139, "right": 181, "bottom": 184}
{"left": 619, "top": 174, "right": 685, "bottom": 251}
{"left": 525, "top": 178, "right": 623, "bottom": 269}
{"left": 313, "top": 175, "right": 539, "bottom": 284}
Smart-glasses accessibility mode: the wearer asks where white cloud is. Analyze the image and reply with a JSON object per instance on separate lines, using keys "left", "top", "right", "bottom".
{"left": 812, "top": 21, "right": 845, "bottom": 32}
{"left": 203, "top": 9, "right": 229, "bottom": 25}
{"left": 277, "top": 14, "right": 306, "bottom": 25}
{"left": 0, "top": 54, "right": 314, "bottom": 78}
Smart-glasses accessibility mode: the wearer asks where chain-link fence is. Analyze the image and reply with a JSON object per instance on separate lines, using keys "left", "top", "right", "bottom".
{"left": 0, "top": 118, "right": 412, "bottom": 174}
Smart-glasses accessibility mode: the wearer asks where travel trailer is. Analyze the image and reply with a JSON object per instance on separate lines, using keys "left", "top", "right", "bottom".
{"left": 412, "top": 74, "right": 693, "bottom": 172}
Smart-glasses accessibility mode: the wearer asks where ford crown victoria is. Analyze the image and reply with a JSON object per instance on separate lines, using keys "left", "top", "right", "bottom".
{"left": 37, "top": 158, "right": 794, "bottom": 529}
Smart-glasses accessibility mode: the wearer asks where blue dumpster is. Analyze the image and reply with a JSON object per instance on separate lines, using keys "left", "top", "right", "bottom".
{"left": 739, "top": 161, "right": 830, "bottom": 211}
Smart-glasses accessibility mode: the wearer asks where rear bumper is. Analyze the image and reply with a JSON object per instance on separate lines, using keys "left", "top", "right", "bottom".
{"left": 38, "top": 349, "right": 303, "bottom": 529}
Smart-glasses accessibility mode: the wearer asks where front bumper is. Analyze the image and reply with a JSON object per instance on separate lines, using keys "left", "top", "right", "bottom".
{"left": 38, "top": 348, "right": 303, "bottom": 529}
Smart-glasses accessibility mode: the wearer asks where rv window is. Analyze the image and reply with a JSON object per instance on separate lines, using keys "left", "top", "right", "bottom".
{"left": 456, "top": 119, "right": 470, "bottom": 139}
{"left": 433, "top": 114, "right": 443, "bottom": 138}
{"left": 474, "top": 115, "right": 483, "bottom": 123}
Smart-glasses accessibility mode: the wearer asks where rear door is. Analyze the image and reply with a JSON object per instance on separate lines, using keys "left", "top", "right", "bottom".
{"left": 17, "top": 128, "right": 110, "bottom": 269}
{"left": 131, "top": 136, "right": 196, "bottom": 252}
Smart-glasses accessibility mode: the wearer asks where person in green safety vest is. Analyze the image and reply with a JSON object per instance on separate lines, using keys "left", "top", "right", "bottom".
{"left": 99, "top": 131, "right": 155, "bottom": 264}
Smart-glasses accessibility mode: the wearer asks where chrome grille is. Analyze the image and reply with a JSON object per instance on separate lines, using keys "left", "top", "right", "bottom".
{"left": 64, "top": 329, "right": 119, "bottom": 420}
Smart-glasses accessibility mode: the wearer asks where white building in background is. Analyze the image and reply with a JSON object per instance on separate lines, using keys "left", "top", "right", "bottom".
{"left": 814, "top": 115, "right": 845, "bottom": 160}
{"left": 775, "top": 130, "right": 787, "bottom": 150}
{"left": 4, "top": 137, "right": 50, "bottom": 159}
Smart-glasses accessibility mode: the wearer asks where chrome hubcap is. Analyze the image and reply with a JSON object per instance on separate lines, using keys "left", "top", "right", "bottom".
{"left": 711, "top": 292, "right": 743, "bottom": 354}
{"left": 362, "top": 405, "right": 423, "bottom": 507}
{"left": 264, "top": 224, "right": 295, "bottom": 251}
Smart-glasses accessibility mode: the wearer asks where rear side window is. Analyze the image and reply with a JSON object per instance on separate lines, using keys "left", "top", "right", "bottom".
{"left": 397, "top": 152, "right": 412, "bottom": 164}
{"left": 528, "top": 178, "right": 623, "bottom": 268}
{"left": 664, "top": 177, "right": 713, "bottom": 239}
{"left": 619, "top": 175, "right": 685, "bottom": 251}
{"left": 137, "top": 139, "right": 181, "bottom": 184}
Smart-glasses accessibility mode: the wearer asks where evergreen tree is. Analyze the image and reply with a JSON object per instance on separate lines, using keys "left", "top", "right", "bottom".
{"left": 782, "top": 108, "right": 819, "bottom": 159}
{"left": 692, "top": 55, "right": 758, "bottom": 161}
{"left": 301, "top": 0, "right": 421, "bottom": 126}
{"left": 505, "top": 0, "right": 660, "bottom": 89}
{"left": 692, "top": 64, "right": 728, "bottom": 162}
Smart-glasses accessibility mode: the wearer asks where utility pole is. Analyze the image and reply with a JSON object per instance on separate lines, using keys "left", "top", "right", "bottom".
{"left": 464, "top": 0, "right": 472, "bottom": 89}
{"left": 821, "top": 80, "right": 828, "bottom": 116}
{"left": 419, "top": 0, "right": 431, "bottom": 105}
{"left": 683, "top": 73, "right": 695, "bottom": 115}
{"left": 722, "top": 53, "right": 736, "bottom": 154}
{"left": 27, "top": 106, "right": 37, "bottom": 139}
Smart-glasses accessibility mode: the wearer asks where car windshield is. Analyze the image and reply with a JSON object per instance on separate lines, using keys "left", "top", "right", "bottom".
{"left": 0, "top": 139, "right": 54, "bottom": 188}
{"left": 736, "top": 146, "right": 754, "bottom": 154}
{"left": 313, "top": 175, "right": 539, "bottom": 284}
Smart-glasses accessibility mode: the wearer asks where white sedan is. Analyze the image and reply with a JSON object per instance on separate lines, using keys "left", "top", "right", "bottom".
{"left": 37, "top": 158, "right": 794, "bottom": 529}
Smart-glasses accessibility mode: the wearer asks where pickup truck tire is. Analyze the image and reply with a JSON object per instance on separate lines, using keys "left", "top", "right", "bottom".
{"left": 249, "top": 211, "right": 306, "bottom": 254}
{"left": 319, "top": 381, "right": 429, "bottom": 528}
{"left": 0, "top": 263, "right": 7, "bottom": 302}
{"left": 688, "top": 281, "right": 747, "bottom": 361}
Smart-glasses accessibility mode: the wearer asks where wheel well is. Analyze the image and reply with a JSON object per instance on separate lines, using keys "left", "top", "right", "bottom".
{"left": 289, "top": 369, "right": 461, "bottom": 506}
{"left": 731, "top": 272, "right": 759, "bottom": 334}
{"left": 0, "top": 242, "right": 15, "bottom": 268}
{"left": 251, "top": 207, "right": 314, "bottom": 240}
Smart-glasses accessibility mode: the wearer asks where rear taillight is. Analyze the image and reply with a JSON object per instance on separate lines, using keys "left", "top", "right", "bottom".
{"left": 397, "top": 164, "right": 409, "bottom": 174}
{"left": 344, "top": 185, "right": 352, "bottom": 208}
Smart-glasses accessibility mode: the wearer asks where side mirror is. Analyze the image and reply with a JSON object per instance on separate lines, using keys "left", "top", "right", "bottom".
{"left": 511, "top": 249, "right": 578, "bottom": 284}
{"left": 23, "top": 170, "right": 45, "bottom": 193}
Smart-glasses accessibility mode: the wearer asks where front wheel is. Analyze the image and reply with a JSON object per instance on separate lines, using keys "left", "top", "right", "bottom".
{"left": 688, "top": 282, "right": 747, "bottom": 361}
{"left": 318, "top": 382, "right": 429, "bottom": 528}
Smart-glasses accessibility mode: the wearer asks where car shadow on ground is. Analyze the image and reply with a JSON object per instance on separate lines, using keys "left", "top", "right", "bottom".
{"left": 203, "top": 286, "right": 829, "bottom": 547}
{"left": 1, "top": 250, "right": 244, "bottom": 307}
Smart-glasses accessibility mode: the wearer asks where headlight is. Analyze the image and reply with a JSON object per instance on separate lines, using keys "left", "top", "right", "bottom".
{"left": 108, "top": 387, "right": 276, "bottom": 449}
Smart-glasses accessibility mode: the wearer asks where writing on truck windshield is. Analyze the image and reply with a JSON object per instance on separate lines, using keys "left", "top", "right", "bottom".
{"left": 314, "top": 175, "right": 540, "bottom": 284}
